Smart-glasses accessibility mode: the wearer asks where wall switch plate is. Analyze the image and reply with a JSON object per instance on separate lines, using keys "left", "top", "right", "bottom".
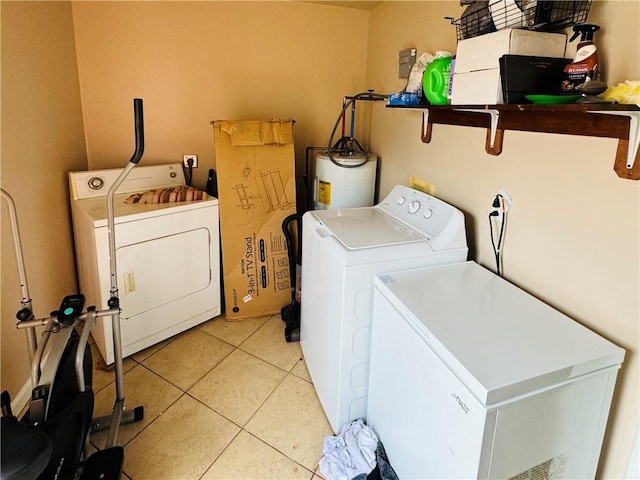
{"left": 399, "top": 48, "right": 417, "bottom": 79}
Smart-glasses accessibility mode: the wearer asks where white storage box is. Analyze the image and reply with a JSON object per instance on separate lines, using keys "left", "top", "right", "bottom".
{"left": 451, "top": 28, "right": 567, "bottom": 105}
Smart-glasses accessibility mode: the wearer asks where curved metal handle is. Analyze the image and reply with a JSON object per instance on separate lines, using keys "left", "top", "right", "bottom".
{"left": 129, "top": 98, "right": 144, "bottom": 164}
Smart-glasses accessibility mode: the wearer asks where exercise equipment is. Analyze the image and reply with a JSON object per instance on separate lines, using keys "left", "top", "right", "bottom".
{"left": 1, "top": 98, "right": 146, "bottom": 480}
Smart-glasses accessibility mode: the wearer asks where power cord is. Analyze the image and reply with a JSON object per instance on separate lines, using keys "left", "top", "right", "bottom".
{"left": 488, "top": 194, "right": 508, "bottom": 277}
{"left": 185, "top": 158, "right": 194, "bottom": 187}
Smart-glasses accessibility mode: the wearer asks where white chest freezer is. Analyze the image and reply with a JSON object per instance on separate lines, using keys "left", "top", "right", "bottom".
{"left": 367, "top": 261, "right": 624, "bottom": 479}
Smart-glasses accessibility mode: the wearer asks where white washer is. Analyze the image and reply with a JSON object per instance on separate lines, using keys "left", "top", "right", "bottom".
{"left": 367, "top": 261, "right": 624, "bottom": 479}
{"left": 69, "top": 163, "right": 221, "bottom": 365}
{"left": 300, "top": 185, "right": 468, "bottom": 433}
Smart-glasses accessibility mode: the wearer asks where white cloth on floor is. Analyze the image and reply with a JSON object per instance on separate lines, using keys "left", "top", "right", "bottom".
{"left": 319, "top": 419, "right": 379, "bottom": 480}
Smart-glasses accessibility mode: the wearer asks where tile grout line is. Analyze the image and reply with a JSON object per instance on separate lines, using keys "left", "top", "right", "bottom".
{"left": 243, "top": 430, "right": 317, "bottom": 479}
{"left": 192, "top": 333, "right": 319, "bottom": 473}
{"left": 194, "top": 422, "right": 244, "bottom": 480}
{"left": 96, "top": 314, "right": 320, "bottom": 478}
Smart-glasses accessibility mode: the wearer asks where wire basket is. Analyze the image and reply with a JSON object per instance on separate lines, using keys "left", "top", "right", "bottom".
{"left": 450, "top": 0, "right": 592, "bottom": 41}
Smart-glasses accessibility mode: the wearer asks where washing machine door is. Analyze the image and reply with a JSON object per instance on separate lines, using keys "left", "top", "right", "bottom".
{"left": 312, "top": 207, "right": 425, "bottom": 250}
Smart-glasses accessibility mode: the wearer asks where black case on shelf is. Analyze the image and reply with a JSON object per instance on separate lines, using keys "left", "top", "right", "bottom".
{"left": 499, "top": 55, "right": 571, "bottom": 104}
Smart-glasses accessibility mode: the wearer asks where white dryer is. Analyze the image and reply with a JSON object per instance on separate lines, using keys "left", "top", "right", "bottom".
{"left": 300, "top": 185, "right": 468, "bottom": 433}
{"left": 69, "top": 163, "right": 221, "bottom": 365}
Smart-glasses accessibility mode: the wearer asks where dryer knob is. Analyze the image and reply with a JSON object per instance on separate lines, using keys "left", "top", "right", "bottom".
{"left": 423, "top": 208, "right": 433, "bottom": 219}
{"left": 397, "top": 196, "right": 406, "bottom": 206}
{"left": 88, "top": 177, "right": 104, "bottom": 190}
{"left": 408, "top": 200, "right": 421, "bottom": 214}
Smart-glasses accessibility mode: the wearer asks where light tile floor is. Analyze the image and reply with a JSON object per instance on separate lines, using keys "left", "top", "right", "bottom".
{"left": 89, "top": 314, "right": 332, "bottom": 480}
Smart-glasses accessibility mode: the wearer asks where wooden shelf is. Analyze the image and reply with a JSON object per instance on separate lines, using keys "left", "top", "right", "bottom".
{"left": 387, "top": 103, "right": 640, "bottom": 180}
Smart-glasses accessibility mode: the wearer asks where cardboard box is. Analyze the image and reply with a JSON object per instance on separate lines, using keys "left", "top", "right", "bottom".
{"left": 451, "top": 29, "right": 567, "bottom": 105}
{"left": 451, "top": 70, "right": 504, "bottom": 105}
{"left": 213, "top": 119, "right": 296, "bottom": 320}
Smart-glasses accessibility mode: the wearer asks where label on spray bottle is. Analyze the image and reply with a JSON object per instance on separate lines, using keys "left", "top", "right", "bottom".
{"left": 562, "top": 48, "right": 597, "bottom": 92}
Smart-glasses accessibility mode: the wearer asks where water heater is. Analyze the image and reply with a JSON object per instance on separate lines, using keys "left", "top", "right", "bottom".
{"left": 313, "top": 152, "right": 377, "bottom": 210}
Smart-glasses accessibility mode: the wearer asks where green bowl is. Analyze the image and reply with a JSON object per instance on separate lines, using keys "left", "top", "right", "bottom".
{"left": 525, "top": 94, "right": 582, "bottom": 105}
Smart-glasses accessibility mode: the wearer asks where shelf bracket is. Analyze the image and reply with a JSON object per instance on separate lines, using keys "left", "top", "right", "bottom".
{"left": 420, "top": 109, "right": 432, "bottom": 143}
{"left": 454, "top": 108, "right": 503, "bottom": 155}
{"left": 589, "top": 110, "right": 640, "bottom": 170}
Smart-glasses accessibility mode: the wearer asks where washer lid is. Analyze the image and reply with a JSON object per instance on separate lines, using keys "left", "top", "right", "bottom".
{"left": 313, "top": 207, "right": 426, "bottom": 249}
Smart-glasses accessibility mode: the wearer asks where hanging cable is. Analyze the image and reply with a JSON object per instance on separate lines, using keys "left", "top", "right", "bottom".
{"left": 184, "top": 158, "right": 194, "bottom": 187}
{"left": 326, "top": 90, "right": 388, "bottom": 168}
{"left": 488, "top": 194, "right": 508, "bottom": 277}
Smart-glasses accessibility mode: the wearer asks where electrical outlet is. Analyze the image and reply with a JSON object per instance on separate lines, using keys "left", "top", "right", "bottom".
{"left": 498, "top": 189, "right": 512, "bottom": 212}
{"left": 490, "top": 189, "right": 512, "bottom": 218}
{"left": 183, "top": 154, "right": 198, "bottom": 168}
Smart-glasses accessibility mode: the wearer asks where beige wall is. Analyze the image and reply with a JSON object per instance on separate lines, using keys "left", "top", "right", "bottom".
{"left": 2, "top": 0, "right": 371, "bottom": 403}
{"left": 1, "top": 1, "right": 87, "bottom": 405}
{"left": 71, "top": 1, "right": 371, "bottom": 192}
{"left": 366, "top": 1, "right": 639, "bottom": 478}
{"left": 2, "top": 0, "right": 637, "bottom": 476}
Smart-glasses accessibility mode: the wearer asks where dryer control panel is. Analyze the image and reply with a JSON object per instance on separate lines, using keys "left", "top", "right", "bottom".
{"left": 69, "top": 163, "right": 186, "bottom": 200}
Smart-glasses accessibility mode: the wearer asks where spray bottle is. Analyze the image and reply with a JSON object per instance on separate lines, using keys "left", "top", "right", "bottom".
{"left": 562, "top": 24, "right": 600, "bottom": 93}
